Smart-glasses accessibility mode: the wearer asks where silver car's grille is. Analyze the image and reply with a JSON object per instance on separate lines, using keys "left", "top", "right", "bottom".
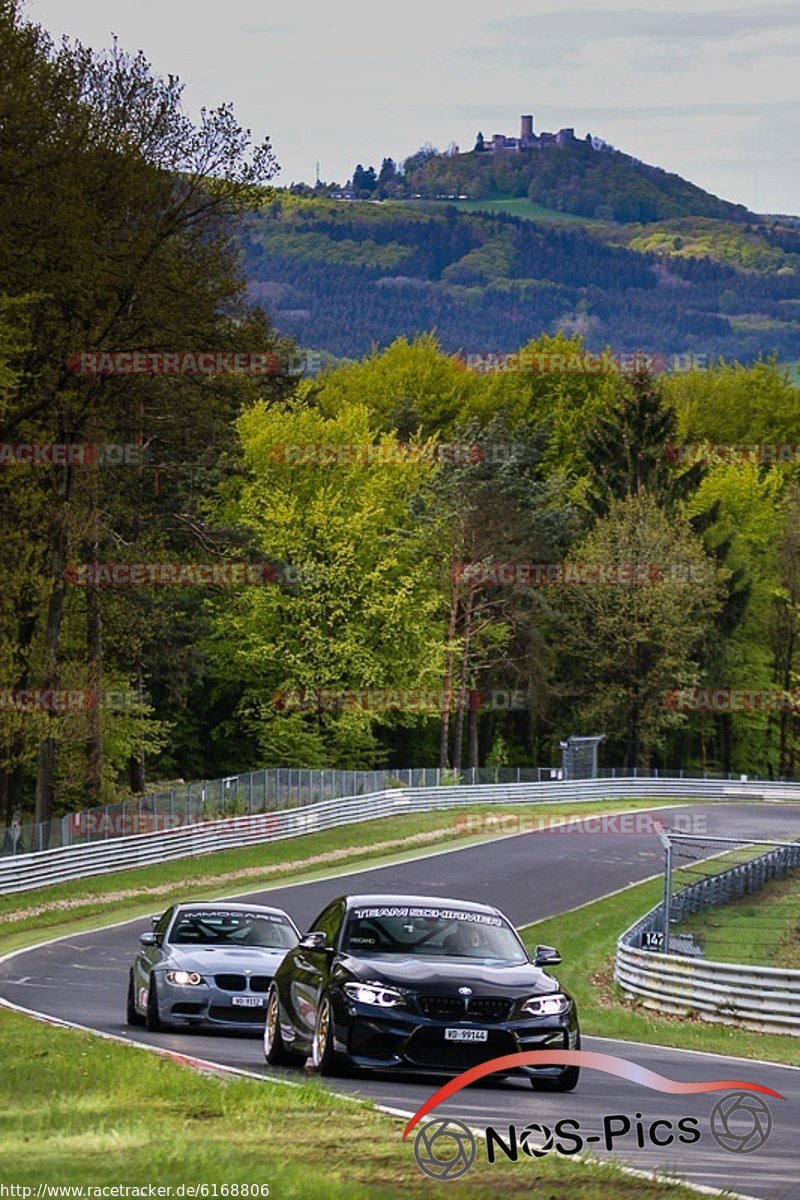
{"left": 215, "top": 974, "right": 247, "bottom": 991}
{"left": 249, "top": 976, "right": 272, "bottom": 993}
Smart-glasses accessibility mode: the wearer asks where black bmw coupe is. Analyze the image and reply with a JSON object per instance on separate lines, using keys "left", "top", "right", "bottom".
{"left": 264, "top": 892, "right": 580, "bottom": 1090}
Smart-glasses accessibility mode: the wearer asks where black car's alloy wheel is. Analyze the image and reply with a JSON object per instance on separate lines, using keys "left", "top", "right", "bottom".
{"left": 264, "top": 986, "right": 305, "bottom": 1066}
{"left": 311, "top": 992, "right": 350, "bottom": 1076}
{"left": 126, "top": 971, "right": 145, "bottom": 1027}
{"left": 530, "top": 1031, "right": 581, "bottom": 1091}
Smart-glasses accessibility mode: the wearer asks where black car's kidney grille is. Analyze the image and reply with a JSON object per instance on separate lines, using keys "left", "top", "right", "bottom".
{"left": 215, "top": 974, "right": 247, "bottom": 991}
{"left": 467, "top": 997, "right": 512, "bottom": 1022}
{"left": 418, "top": 995, "right": 464, "bottom": 1020}
{"left": 249, "top": 976, "right": 272, "bottom": 993}
{"left": 417, "top": 994, "right": 512, "bottom": 1022}
{"left": 406, "top": 1028, "right": 517, "bottom": 1070}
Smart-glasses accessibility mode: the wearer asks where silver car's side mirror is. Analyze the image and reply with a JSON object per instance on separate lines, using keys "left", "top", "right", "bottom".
{"left": 139, "top": 931, "right": 159, "bottom": 946}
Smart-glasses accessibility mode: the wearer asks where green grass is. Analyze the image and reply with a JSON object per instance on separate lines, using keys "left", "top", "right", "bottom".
{"left": 0, "top": 1008, "right": 715, "bottom": 1197}
{"left": 519, "top": 879, "right": 800, "bottom": 1065}
{"left": 0, "top": 797, "right": 675, "bottom": 954}
{"left": 673, "top": 871, "right": 800, "bottom": 968}
{"left": 392, "top": 197, "right": 597, "bottom": 225}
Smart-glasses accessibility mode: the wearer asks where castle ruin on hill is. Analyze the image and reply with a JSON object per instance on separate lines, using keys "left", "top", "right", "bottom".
{"left": 475, "top": 115, "right": 606, "bottom": 154}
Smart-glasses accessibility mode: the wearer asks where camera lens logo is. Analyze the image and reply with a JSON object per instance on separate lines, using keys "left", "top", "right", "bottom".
{"left": 413, "top": 1118, "right": 477, "bottom": 1179}
{"left": 710, "top": 1092, "right": 773, "bottom": 1154}
{"left": 519, "top": 1122, "right": 555, "bottom": 1157}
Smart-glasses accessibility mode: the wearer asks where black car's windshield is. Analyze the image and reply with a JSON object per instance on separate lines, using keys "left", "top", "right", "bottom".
{"left": 168, "top": 909, "right": 298, "bottom": 949}
{"left": 341, "top": 904, "right": 527, "bottom": 962}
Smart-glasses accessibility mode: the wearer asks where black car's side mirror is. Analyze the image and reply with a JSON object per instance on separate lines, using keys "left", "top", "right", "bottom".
{"left": 139, "top": 931, "right": 160, "bottom": 946}
{"left": 299, "top": 930, "right": 332, "bottom": 951}
{"left": 534, "top": 944, "right": 562, "bottom": 966}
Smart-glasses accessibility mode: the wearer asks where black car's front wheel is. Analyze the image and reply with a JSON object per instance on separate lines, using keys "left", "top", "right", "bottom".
{"left": 264, "top": 986, "right": 306, "bottom": 1067}
{"left": 126, "top": 971, "right": 145, "bottom": 1027}
{"left": 532, "top": 1064, "right": 580, "bottom": 1092}
{"left": 530, "top": 1032, "right": 581, "bottom": 1092}
{"left": 310, "top": 992, "right": 350, "bottom": 1076}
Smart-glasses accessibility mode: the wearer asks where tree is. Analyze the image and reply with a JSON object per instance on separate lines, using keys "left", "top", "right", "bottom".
{"left": 352, "top": 164, "right": 377, "bottom": 195}
{"left": 771, "top": 482, "right": 800, "bottom": 776}
{"left": 0, "top": 1, "right": 285, "bottom": 833}
{"left": 583, "top": 368, "right": 703, "bottom": 514}
{"left": 207, "top": 394, "right": 447, "bottom": 767}
{"left": 418, "top": 416, "right": 577, "bottom": 769}
{"left": 558, "top": 492, "right": 721, "bottom": 766}
{"left": 378, "top": 157, "right": 397, "bottom": 186}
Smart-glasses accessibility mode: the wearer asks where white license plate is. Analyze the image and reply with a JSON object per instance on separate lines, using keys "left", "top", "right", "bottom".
{"left": 444, "top": 1028, "right": 488, "bottom": 1042}
{"left": 231, "top": 996, "right": 265, "bottom": 1008}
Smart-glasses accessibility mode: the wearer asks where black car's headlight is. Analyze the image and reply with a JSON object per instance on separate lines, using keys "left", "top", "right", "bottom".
{"left": 165, "top": 970, "right": 205, "bottom": 986}
{"left": 521, "top": 993, "right": 570, "bottom": 1017}
{"left": 343, "top": 981, "right": 405, "bottom": 1008}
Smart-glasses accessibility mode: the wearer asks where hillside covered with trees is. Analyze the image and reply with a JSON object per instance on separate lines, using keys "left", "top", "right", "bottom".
{"left": 243, "top": 196, "right": 800, "bottom": 363}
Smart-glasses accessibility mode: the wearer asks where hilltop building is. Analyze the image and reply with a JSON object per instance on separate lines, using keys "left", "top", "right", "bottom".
{"left": 475, "top": 115, "right": 592, "bottom": 154}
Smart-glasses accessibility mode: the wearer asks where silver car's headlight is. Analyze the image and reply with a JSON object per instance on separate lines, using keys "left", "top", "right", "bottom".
{"left": 521, "top": 993, "right": 570, "bottom": 1017}
{"left": 165, "top": 970, "right": 205, "bottom": 986}
{"left": 343, "top": 981, "right": 404, "bottom": 1007}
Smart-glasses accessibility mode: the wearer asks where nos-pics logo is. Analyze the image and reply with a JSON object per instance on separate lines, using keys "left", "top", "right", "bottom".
{"left": 405, "top": 1050, "right": 782, "bottom": 1180}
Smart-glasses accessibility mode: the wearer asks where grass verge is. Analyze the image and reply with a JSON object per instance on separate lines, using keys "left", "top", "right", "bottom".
{"left": 393, "top": 197, "right": 598, "bottom": 225}
{"left": 673, "top": 871, "right": 800, "bottom": 968}
{"left": 519, "top": 879, "right": 800, "bottom": 1066}
{"left": 0, "top": 1007, "right": 713, "bottom": 1198}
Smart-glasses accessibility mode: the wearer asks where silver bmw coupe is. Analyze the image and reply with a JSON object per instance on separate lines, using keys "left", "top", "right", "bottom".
{"left": 127, "top": 901, "right": 300, "bottom": 1032}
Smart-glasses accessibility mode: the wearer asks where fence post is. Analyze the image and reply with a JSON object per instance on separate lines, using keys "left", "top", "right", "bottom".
{"left": 660, "top": 831, "right": 672, "bottom": 951}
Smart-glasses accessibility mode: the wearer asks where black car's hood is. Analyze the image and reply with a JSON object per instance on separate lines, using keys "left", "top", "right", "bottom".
{"left": 336, "top": 953, "right": 563, "bottom": 996}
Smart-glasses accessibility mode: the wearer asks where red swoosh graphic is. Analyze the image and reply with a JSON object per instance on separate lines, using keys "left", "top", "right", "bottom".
{"left": 402, "top": 1050, "right": 785, "bottom": 1139}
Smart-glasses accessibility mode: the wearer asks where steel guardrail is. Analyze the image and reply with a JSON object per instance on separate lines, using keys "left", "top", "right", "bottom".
{"left": 616, "top": 838, "right": 800, "bottom": 1036}
{"left": 3, "top": 775, "right": 800, "bottom": 896}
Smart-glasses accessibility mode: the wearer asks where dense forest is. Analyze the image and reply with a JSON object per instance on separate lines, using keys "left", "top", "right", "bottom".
{"left": 2, "top": 0, "right": 800, "bottom": 844}
{"left": 242, "top": 197, "right": 800, "bottom": 363}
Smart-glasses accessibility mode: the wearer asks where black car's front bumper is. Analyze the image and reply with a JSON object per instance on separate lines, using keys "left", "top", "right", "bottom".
{"left": 332, "top": 994, "right": 579, "bottom": 1077}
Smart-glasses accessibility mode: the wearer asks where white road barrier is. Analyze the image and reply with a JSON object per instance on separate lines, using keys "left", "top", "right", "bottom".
{"left": 616, "top": 921, "right": 800, "bottom": 1036}
{"left": 2, "top": 775, "right": 800, "bottom": 896}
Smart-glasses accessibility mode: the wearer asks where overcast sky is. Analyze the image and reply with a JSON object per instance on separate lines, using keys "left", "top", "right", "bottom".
{"left": 26, "top": 0, "right": 800, "bottom": 214}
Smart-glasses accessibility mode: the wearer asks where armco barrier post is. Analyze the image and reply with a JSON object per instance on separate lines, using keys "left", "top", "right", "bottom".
{"left": 660, "top": 829, "right": 672, "bottom": 950}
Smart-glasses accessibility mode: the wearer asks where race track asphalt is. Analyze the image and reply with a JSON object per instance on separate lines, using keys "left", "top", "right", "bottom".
{"left": 2, "top": 802, "right": 799, "bottom": 1199}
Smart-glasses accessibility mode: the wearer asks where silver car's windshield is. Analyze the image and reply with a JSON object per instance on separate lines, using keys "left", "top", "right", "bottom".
{"left": 342, "top": 905, "right": 527, "bottom": 961}
{"left": 168, "top": 909, "right": 297, "bottom": 949}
